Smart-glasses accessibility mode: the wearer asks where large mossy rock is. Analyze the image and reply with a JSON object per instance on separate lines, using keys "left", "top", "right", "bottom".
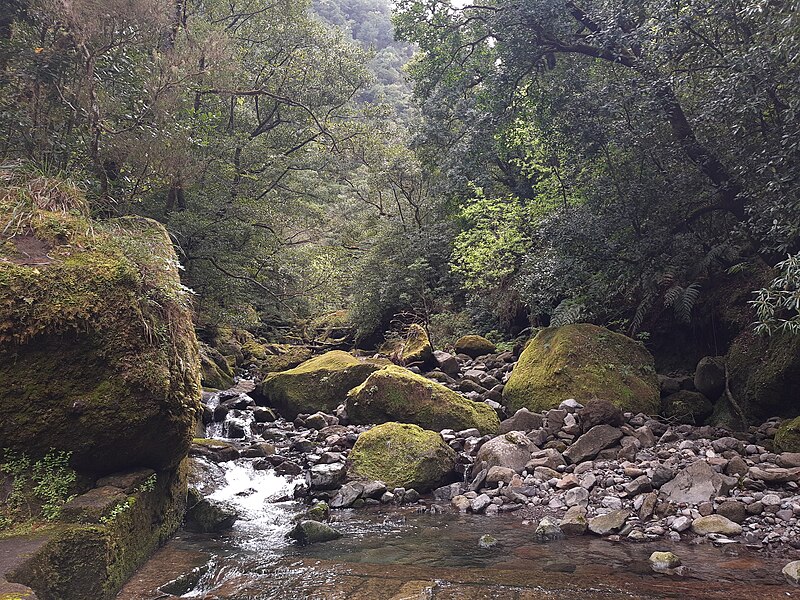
{"left": 401, "top": 324, "right": 435, "bottom": 368}
{"left": 726, "top": 331, "right": 800, "bottom": 422}
{"left": 258, "top": 351, "right": 379, "bottom": 419}
{"left": 454, "top": 335, "right": 496, "bottom": 358}
{"left": 7, "top": 464, "right": 188, "bottom": 600}
{"left": 775, "top": 417, "right": 800, "bottom": 453}
{"left": 502, "top": 324, "right": 659, "bottom": 414}
{"left": 349, "top": 422, "right": 456, "bottom": 492}
{"left": 199, "top": 342, "right": 235, "bottom": 391}
{"left": 346, "top": 365, "right": 500, "bottom": 434}
{"left": 0, "top": 201, "right": 201, "bottom": 476}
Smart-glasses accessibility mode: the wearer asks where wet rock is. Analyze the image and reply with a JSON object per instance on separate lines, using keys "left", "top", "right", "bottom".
{"left": 671, "top": 516, "right": 692, "bottom": 532}
{"left": 240, "top": 442, "right": 276, "bottom": 458}
{"left": 563, "top": 425, "right": 624, "bottom": 464}
{"left": 309, "top": 463, "right": 347, "bottom": 490}
{"left": 452, "top": 495, "right": 471, "bottom": 512}
{"left": 252, "top": 406, "right": 277, "bottom": 423}
{"left": 275, "top": 461, "right": 303, "bottom": 476}
{"left": 560, "top": 506, "right": 588, "bottom": 536}
{"left": 361, "top": 480, "right": 388, "bottom": 500}
{"left": 588, "top": 510, "right": 630, "bottom": 535}
{"left": 305, "top": 502, "right": 330, "bottom": 522}
{"left": 330, "top": 482, "right": 364, "bottom": 508}
{"left": 783, "top": 561, "right": 800, "bottom": 585}
{"left": 498, "top": 408, "right": 544, "bottom": 434}
{"left": 577, "top": 399, "right": 624, "bottom": 433}
{"left": 304, "top": 412, "right": 337, "bottom": 430}
{"left": 660, "top": 461, "right": 731, "bottom": 504}
{"left": 691, "top": 515, "right": 742, "bottom": 536}
{"left": 190, "top": 439, "right": 240, "bottom": 463}
{"left": 649, "top": 551, "right": 681, "bottom": 570}
{"left": 185, "top": 489, "right": 237, "bottom": 533}
{"left": 287, "top": 520, "right": 342, "bottom": 545}
{"left": 471, "top": 493, "right": 492, "bottom": 513}
{"left": 478, "top": 534, "right": 499, "bottom": 549}
{"left": 534, "top": 516, "right": 565, "bottom": 542}
{"left": 476, "top": 430, "right": 537, "bottom": 473}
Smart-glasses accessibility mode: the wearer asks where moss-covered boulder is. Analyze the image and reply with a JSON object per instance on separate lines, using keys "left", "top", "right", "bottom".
{"left": 726, "top": 331, "right": 800, "bottom": 422}
{"left": 258, "top": 351, "right": 379, "bottom": 419}
{"left": 502, "top": 324, "right": 659, "bottom": 414}
{"left": 349, "top": 422, "right": 456, "bottom": 492}
{"left": 401, "top": 324, "right": 435, "bottom": 368}
{"left": 346, "top": 365, "right": 500, "bottom": 434}
{"left": 661, "top": 390, "right": 714, "bottom": 425}
{"left": 7, "top": 464, "right": 187, "bottom": 600}
{"left": 454, "top": 335, "right": 496, "bottom": 358}
{"left": 258, "top": 344, "right": 314, "bottom": 375}
{"left": 0, "top": 198, "right": 200, "bottom": 475}
{"left": 199, "top": 342, "right": 235, "bottom": 391}
{"left": 775, "top": 417, "right": 800, "bottom": 453}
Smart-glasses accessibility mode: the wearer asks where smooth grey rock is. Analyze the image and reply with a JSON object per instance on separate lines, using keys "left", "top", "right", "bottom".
{"left": 563, "top": 425, "right": 624, "bottom": 464}
{"left": 560, "top": 505, "right": 588, "bottom": 536}
{"left": 691, "top": 515, "right": 742, "bottom": 536}
{"left": 533, "top": 516, "right": 565, "bottom": 542}
{"left": 649, "top": 551, "right": 681, "bottom": 570}
{"left": 659, "top": 461, "right": 730, "bottom": 504}
{"left": 330, "top": 482, "right": 364, "bottom": 508}
{"left": 476, "top": 431, "right": 537, "bottom": 473}
{"left": 288, "top": 520, "right": 342, "bottom": 544}
{"left": 499, "top": 408, "right": 543, "bottom": 434}
{"left": 588, "top": 510, "right": 630, "bottom": 535}
{"left": 309, "top": 463, "right": 347, "bottom": 490}
{"left": 783, "top": 561, "right": 800, "bottom": 585}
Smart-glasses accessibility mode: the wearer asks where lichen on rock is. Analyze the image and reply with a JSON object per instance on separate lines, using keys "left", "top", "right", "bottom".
{"left": 502, "top": 324, "right": 659, "bottom": 414}
{"left": 346, "top": 365, "right": 499, "bottom": 434}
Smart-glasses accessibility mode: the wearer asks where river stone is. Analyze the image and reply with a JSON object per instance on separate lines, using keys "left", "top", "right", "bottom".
{"left": 309, "top": 463, "right": 347, "bottom": 490}
{"left": 577, "top": 399, "right": 624, "bottom": 433}
{"left": 748, "top": 466, "right": 800, "bottom": 484}
{"left": 288, "top": 520, "right": 342, "bottom": 545}
{"left": 259, "top": 351, "right": 378, "bottom": 419}
{"left": 563, "top": 425, "right": 624, "bottom": 464}
{"left": 659, "top": 461, "right": 730, "bottom": 504}
{"left": 498, "top": 408, "right": 544, "bottom": 434}
{"left": 346, "top": 365, "right": 499, "bottom": 434}
{"left": 783, "top": 561, "right": 800, "bottom": 585}
{"left": 476, "top": 431, "right": 538, "bottom": 473}
{"left": 478, "top": 534, "right": 499, "bottom": 549}
{"left": 649, "top": 551, "right": 682, "bottom": 570}
{"left": 330, "top": 482, "right": 364, "bottom": 508}
{"left": 588, "top": 510, "right": 630, "bottom": 535}
{"left": 502, "top": 324, "right": 660, "bottom": 414}
{"left": 716, "top": 501, "right": 747, "bottom": 524}
{"left": 349, "top": 422, "right": 456, "bottom": 492}
{"left": 534, "top": 516, "right": 565, "bottom": 542}
{"left": 623, "top": 475, "right": 652, "bottom": 497}
{"left": 434, "top": 350, "right": 460, "bottom": 376}
{"left": 185, "top": 489, "right": 237, "bottom": 533}
{"left": 486, "top": 466, "right": 515, "bottom": 485}
{"left": 471, "top": 493, "right": 492, "bottom": 513}
{"left": 560, "top": 506, "right": 588, "bottom": 536}
{"left": 691, "top": 515, "right": 742, "bottom": 536}
{"left": 565, "top": 486, "right": 589, "bottom": 507}
{"left": 526, "top": 448, "right": 566, "bottom": 470}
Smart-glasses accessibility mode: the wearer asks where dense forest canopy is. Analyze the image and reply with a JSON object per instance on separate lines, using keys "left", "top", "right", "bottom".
{"left": 1, "top": 0, "right": 798, "bottom": 354}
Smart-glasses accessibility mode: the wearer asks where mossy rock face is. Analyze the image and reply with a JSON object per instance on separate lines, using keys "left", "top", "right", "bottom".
{"left": 0, "top": 203, "right": 200, "bottom": 475}
{"left": 200, "top": 342, "right": 235, "bottom": 391}
{"left": 726, "top": 331, "right": 800, "bottom": 422}
{"left": 258, "top": 344, "right": 314, "bottom": 375}
{"left": 502, "top": 324, "right": 659, "bottom": 414}
{"left": 661, "top": 390, "right": 714, "bottom": 425}
{"left": 349, "top": 422, "right": 456, "bottom": 492}
{"left": 258, "top": 351, "right": 378, "bottom": 419}
{"left": 454, "top": 335, "right": 496, "bottom": 358}
{"left": 775, "top": 417, "right": 800, "bottom": 453}
{"left": 402, "top": 324, "right": 435, "bottom": 368}
{"left": 346, "top": 365, "right": 500, "bottom": 434}
{"left": 7, "top": 463, "right": 187, "bottom": 600}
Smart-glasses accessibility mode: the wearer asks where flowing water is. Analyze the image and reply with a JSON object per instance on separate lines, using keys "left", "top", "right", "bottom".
{"left": 118, "top": 392, "right": 799, "bottom": 600}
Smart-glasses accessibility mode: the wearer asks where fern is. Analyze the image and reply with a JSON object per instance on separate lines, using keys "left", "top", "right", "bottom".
{"left": 550, "top": 300, "right": 585, "bottom": 327}
{"left": 630, "top": 293, "right": 654, "bottom": 335}
{"left": 664, "top": 283, "right": 701, "bottom": 324}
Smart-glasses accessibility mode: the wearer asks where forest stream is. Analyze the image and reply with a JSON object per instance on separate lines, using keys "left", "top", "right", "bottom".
{"left": 116, "top": 389, "right": 797, "bottom": 600}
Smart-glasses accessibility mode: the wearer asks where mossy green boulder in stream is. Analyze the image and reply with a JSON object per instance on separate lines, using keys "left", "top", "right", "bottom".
{"left": 502, "top": 324, "right": 659, "bottom": 414}
{"left": 454, "top": 334, "right": 496, "bottom": 358}
{"left": 0, "top": 196, "right": 201, "bottom": 475}
{"left": 346, "top": 365, "right": 500, "bottom": 434}
{"left": 775, "top": 417, "right": 800, "bottom": 453}
{"left": 349, "top": 422, "right": 456, "bottom": 492}
{"left": 258, "top": 351, "right": 379, "bottom": 419}
{"left": 199, "top": 342, "right": 235, "bottom": 391}
{"left": 725, "top": 331, "right": 800, "bottom": 423}
{"left": 401, "top": 324, "right": 435, "bottom": 368}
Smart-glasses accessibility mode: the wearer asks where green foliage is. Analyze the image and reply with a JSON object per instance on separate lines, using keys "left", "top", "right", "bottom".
{"left": 1, "top": 450, "right": 77, "bottom": 524}
{"left": 752, "top": 253, "right": 800, "bottom": 335}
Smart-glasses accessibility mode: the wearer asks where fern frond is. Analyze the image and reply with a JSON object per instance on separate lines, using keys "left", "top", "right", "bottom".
{"left": 551, "top": 300, "right": 585, "bottom": 327}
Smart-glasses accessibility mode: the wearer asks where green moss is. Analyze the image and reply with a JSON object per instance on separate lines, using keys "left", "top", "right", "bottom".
{"left": 199, "top": 342, "right": 235, "bottom": 390}
{"left": 0, "top": 199, "right": 200, "bottom": 475}
{"left": 454, "top": 335, "right": 496, "bottom": 358}
{"left": 258, "top": 344, "right": 314, "bottom": 374}
{"left": 775, "top": 417, "right": 800, "bottom": 453}
{"left": 346, "top": 365, "right": 500, "bottom": 434}
{"left": 726, "top": 331, "right": 800, "bottom": 422}
{"left": 349, "top": 422, "right": 456, "bottom": 492}
{"left": 401, "top": 324, "right": 435, "bottom": 368}
{"left": 258, "top": 350, "right": 379, "bottom": 419}
{"left": 502, "top": 324, "right": 659, "bottom": 414}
